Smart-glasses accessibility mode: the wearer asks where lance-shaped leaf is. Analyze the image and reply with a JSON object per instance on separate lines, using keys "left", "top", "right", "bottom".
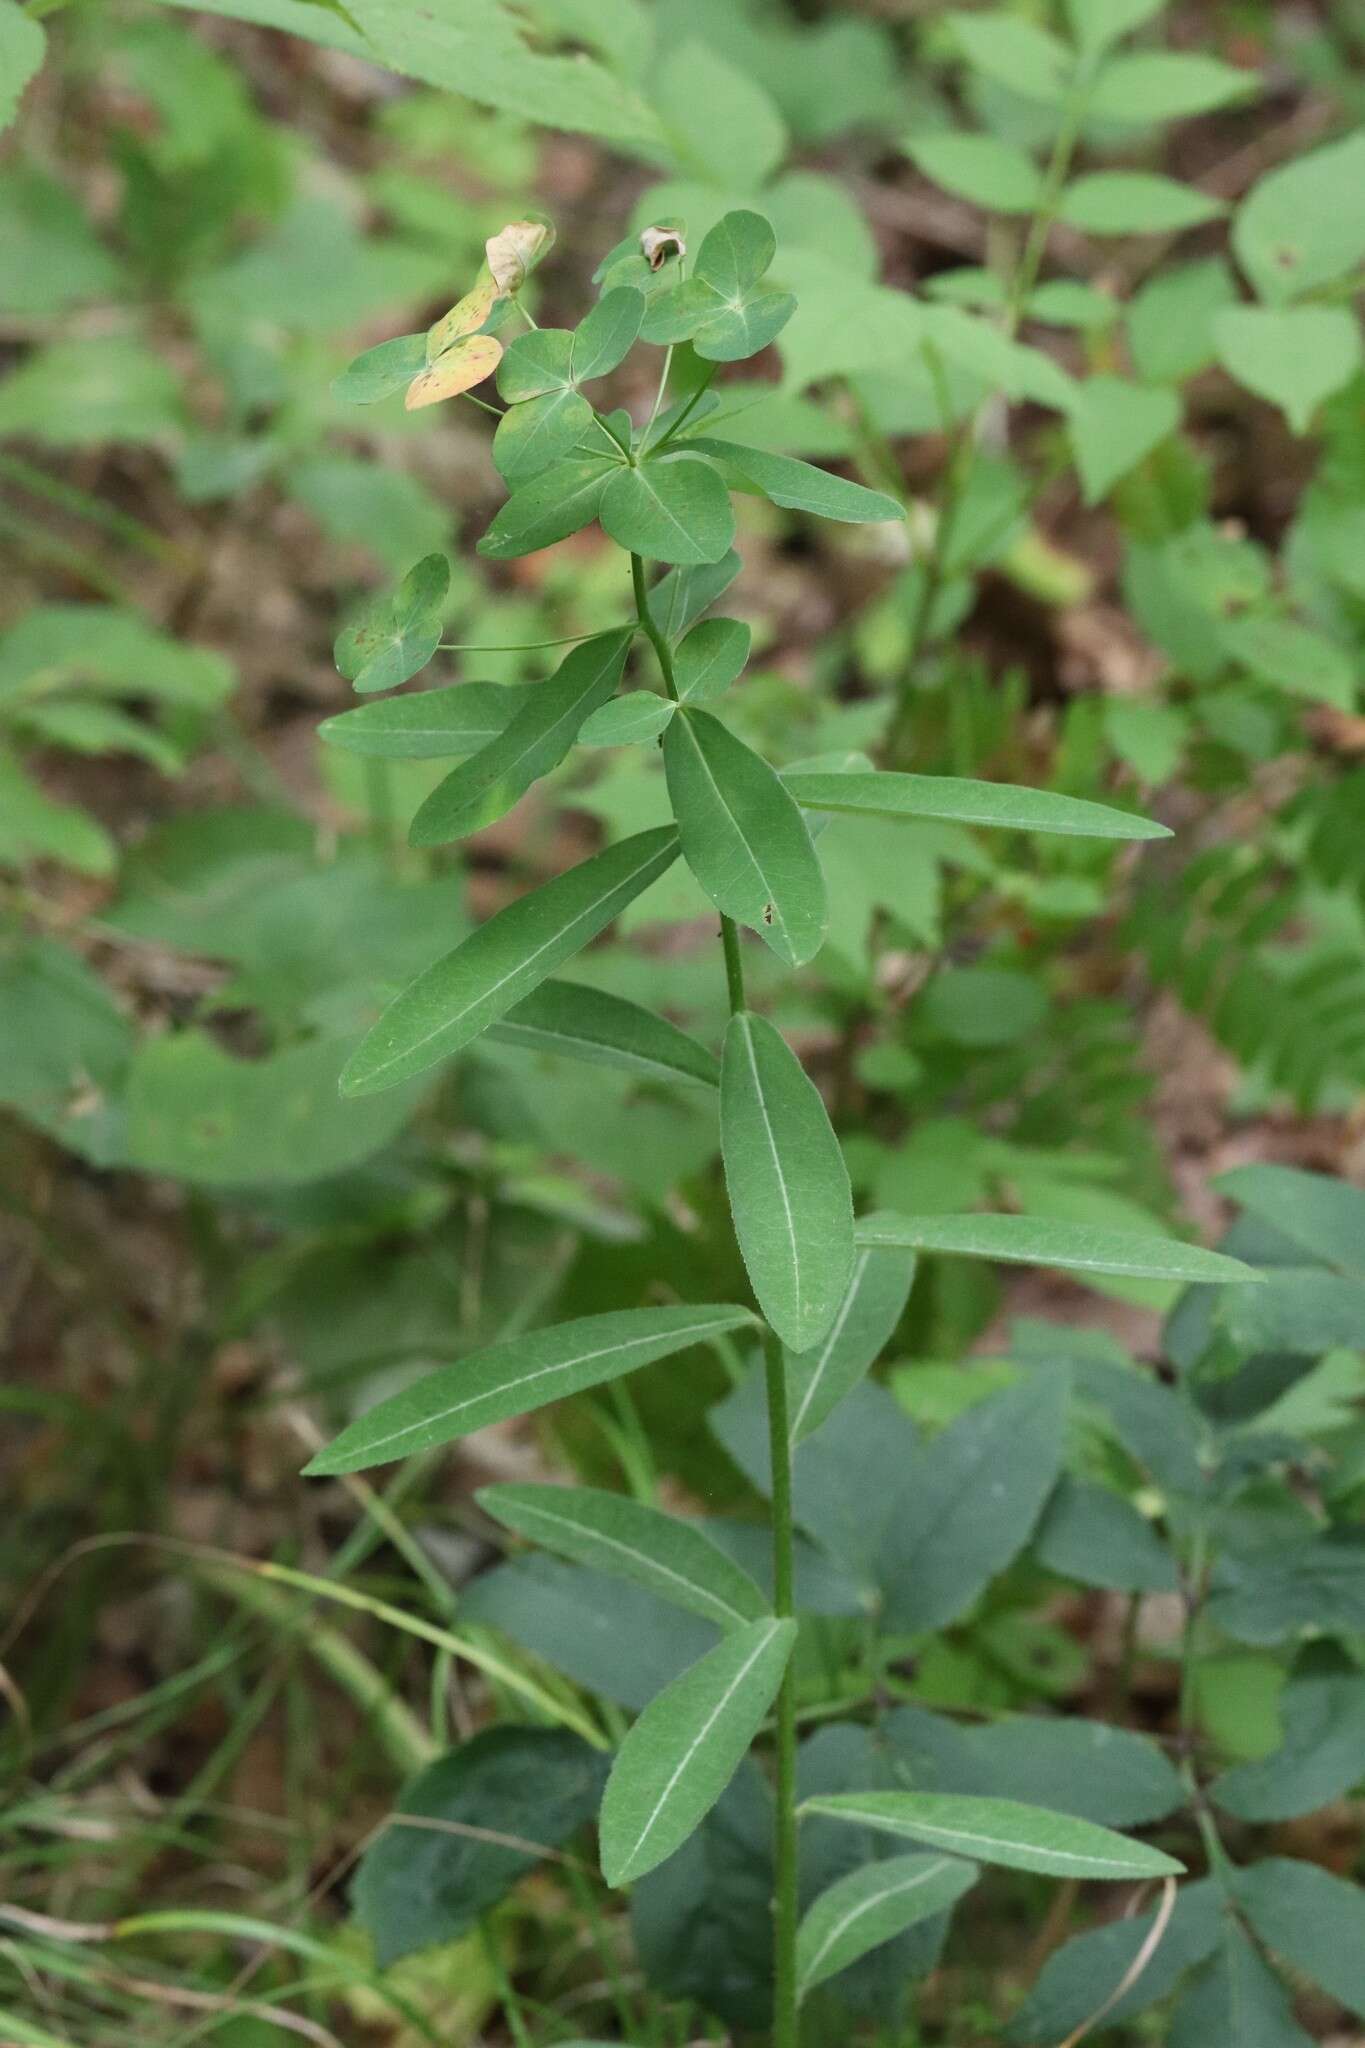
{"left": 479, "top": 454, "right": 619, "bottom": 560}
{"left": 674, "top": 617, "right": 751, "bottom": 703}
{"left": 786, "top": 1242, "right": 917, "bottom": 1445}
{"left": 796, "top": 1855, "right": 980, "bottom": 1999}
{"left": 799, "top": 1793, "right": 1183, "bottom": 1881}
{"left": 334, "top": 332, "right": 428, "bottom": 405}
{"left": 341, "top": 826, "right": 678, "bottom": 1095}
{"left": 600, "top": 454, "right": 735, "bottom": 566}
{"left": 782, "top": 770, "right": 1169, "bottom": 841}
{"left": 722, "top": 1011, "right": 854, "bottom": 1353}
{"left": 320, "top": 683, "right": 518, "bottom": 759}
{"left": 685, "top": 440, "right": 903, "bottom": 525}
{"left": 409, "top": 629, "right": 631, "bottom": 846}
{"left": 305, "top": 1304, "right": 755, "bottom": 1474}
{"left": 855, "top": 1212, "right": 1260, "bottom": 1286}
{"left": 599, "top": 1617, "right": 797, "bottom": 1886}
{"left": 493, "top": 387, "right": 594, "bottom": 484}
{"left": 651, "top": 551, "right": 742, "bottom": 640}
{"left": 578, "top": 691, "right": 674, "bottom": 746}
{"left": 478, "top": 1484, "right": 768, "bottom": 1630}
{"left": 664, "top": 710, "right": 827, "bottom": 966}
{"left": 487, "top": 979, "right": 719, "bottom": 1088}
{"left": 335, "top": 553, "right": 449, "bottom": 695}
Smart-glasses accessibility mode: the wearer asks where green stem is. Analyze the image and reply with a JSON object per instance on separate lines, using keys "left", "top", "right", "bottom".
{"left": 763, "top": 1329, "right": 800, "bottom": 2048}
{"left": 721, "top": 914, "right": 747, "bottom": 1015}
{"left": 438, "top": 630, "right": 613, "bottom": 653}
{"left": 630, "top": 553, "right": 679, "bottom": 700}
{"left": 648, "top": 362, "right": 718, "bottom": 454}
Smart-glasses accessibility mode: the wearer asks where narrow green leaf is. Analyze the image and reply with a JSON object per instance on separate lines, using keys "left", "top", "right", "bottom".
{"left": 333, "top": 333, "right": 428, "bottom": 405}
{"left": 1059, "top": 172, "right": 1224, "bottom": 235}
{"left": 487, "top": 978, "right": 719, "bottom": 1087}
{"left": 572, "top": 286, "right": 645, "bottom": 381}
{"left": 578, "top": 690, "right": 675, "bottom": 746}
{"left": 341, "top": 826, "right": 678, "bottom": 1095}
{"left": 336, "top": 553, "right": 450, "bottom": 695}
{"left": 492, "top": 387, "right": 594, "bottom": 484}
{"left": 797, "top": 1854, "right": 980, "bottom": 1998}
{"left": 600, "top": 454, "right": 735, "bottom": 566}
{"left": 306, "top": 1304, "right": 755, "bottom": 1474}
{"left": 478, "top": 1484, "right": 769, "bottom": 1629}
{"left": 855, "top": 1212, "right": 1262, "bottom": 1285}
{"left": 599, "top": 1617, "right": 797, "bottom": 1886}
{"left": 782, "top": 770, "right": 1169, "bottom": 841}
{"left": 1090, "top": 50, "right": 1257, "bottom": 123}
{"left": 721, "top": 1010, "right": 854, "bottom": 1353}
{"left": 907, "top": 133, "right": 1044, "bottom": 214}
{"left": 786, "top": 1243, "right": 917, "bottom": 1445}
{"left": 800, "top": 1793, "right": 1183, "bottom": 1881}
{"left": 478, "top": 455, "right": 617, "bottom": 560}
{"left": 320, "top": 683, "right": 518, "bottom": 759}
{"left": 664, "top": 710, "right": 827, "bottom": 965}
{"left": 409, "top": 629, "right": 631, "bottom": 846}
{"left": 686, "top": 439, "right": 903, "bottom": 524}
{"left": 652, "top": 552, "right": 742, "bottom": 640}
{"left": 674, "top": 617, "right": 751, "bottom": 703}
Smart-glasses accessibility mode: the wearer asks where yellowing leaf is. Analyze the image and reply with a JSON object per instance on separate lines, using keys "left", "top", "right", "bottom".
{"left": 426, "top": 274, "right": 500, "bottom": 360}
{"left": 405, "top": 335, "right": 504, "bottom": 411}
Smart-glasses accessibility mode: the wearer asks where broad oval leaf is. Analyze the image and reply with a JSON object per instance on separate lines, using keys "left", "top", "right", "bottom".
{"left": 786, "top": 1242, "right": 917, "bottom": 1445}
{"left": 599, "top": 1617, "right": 796, "bottom": 1887}
{"left": 479, "top": 455, "right": 618, "bottom": 560}
{"left": 341, "top": 825, "right": 679, "bottom": 1094}
{"left": 333, "top": 332, "right": 428, "bottom": 405}
{"left": 855, "top": 1212, "right": 1261, "bottom": 1286}
{"left": 496, "top": 326, "right": 575, "bottom": 402}
{"left": 600, "top": 454, "right": 735, "bottom": 566}
{"left": 687, "top": 439, "right": 903, "bottom": 524}
{"left": 478, "top": 1484, "right": 769, "bottom": 1629}
{"left": 782, "top": 770, "right": 1170, "bottom": 841}
{"left": 320, "top": 683, "right": 517, "bottom": 759}
{"left": 336, "top": 553, "right": 449, "bottom": 696}
{"left": 492, "top": 387, "right": 594, "bottom": 484}
{"left": 409, "top": 629, "right": 631, "bottom": 847}
{"left": 578, "top": 690, "right": 675, "bottom": 746}
{"left": 722, "top": 1010, "right": 854, "bottom": 1353}
{"left": 799, "top": 1792, "right": 1183, "bottom": 1881}
{"left": 487, "top": 978, "right": 719, "bottom": 1087}
{"left": 572, "top": 286, "right": 645, "bottom": 381}
{"left": 305, "top": 1304, "right": 756, "bottom": 1474}
{"left": 664, "top": 709, "right": 827, "bottom": 966}
{"left": 674, "top": 616, "right": 751, "bottom": 704}
{"left": 796, "top": 1854, "right": 980, "bottom": 1998}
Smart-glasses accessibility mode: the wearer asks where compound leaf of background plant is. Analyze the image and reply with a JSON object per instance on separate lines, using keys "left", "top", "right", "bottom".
{"left": 306, "top": 1302, "right": 756, "bottom": 1473}
{"left": 478, "top": 454, "right": 618, "bottom": 560}
{"left": 572, "top": 283, "right": 645, "bottom": 381}
{"left": 906, "top": 133, "right": 1044, "bottom": 215}
{"left": 320, "top": 682, "right": 518, "bottom": 759}
{"left": 800, "top": 1792, "right": 1182, "bottom": 1881}
{"left": 340, "top": 825, "right": 678, "bottom": 1094}
{"left": 721, "top": 1010, "right": 854, "bottom": 1353}
{"left": 1059, "top": 172, "right": 1224, "bottom": 235}
{"left": 1066, "top": 375, "right": 1180, "bottom": 504}
{"left": 1063, "top": 0, "right": 1167, "bottom": 53}
{"left": 478, "top": 1484, "right": 769, "bottom": 1630}
{"left": 1220, "top": 614, "right": 1355, "bottom": 711}
{"left": 408, "top": 628, "right": 631, "bottom": 845}
{"left": 673, "top": 617, "right": 752, "bottom": 704}
{"left": 685, "top": 439, "right": 902, "bottom": 524}
{"left": 1035, "top": 1475, "right": 1178, "bottom": 1594}
{"left": 796, "top": 1854, "right": 980, "bottom": 2000}
{"left": 855, "top": 1211, "right": 1259, "bottom": 1286}
{"left": 335, "top": 553, "right": 449, "bottom": 694}
{"left": 353, "top": 1727, "right": 608, "bottom": 1966}
{"left": 665, "top": 710, "right": 827, "bottom": 965}
{"left": 1237, "top": 1857, "right": 1365, "bottom": 2022}
{"left": 599, "top": 1617, "right": 797, "bottom": 1887}
{"left": 1214, "top": 305, "right": 1362, "bottom": 434}
{"left": 600, "top": 454, "right": 735, "bottom": 565}
{"left": 487, "top": 978, "right": 719, "bottom": 1088}
{"left": 1213, "top": 1660, "right": 1365, "bottom": 1822}
{"left": 578, "top": 690, "right": 674, "bottom": 746}
{"left": 786, "top": 1241, "right": 917, "bottom": 1445}
{"left": 782, "top": 769, "right": 1168, "bottom": 841}
{"left": 1008, "top": 1882, "right": 1225, "bottom": 2042}
{"left": 1090, "top": 50, "right": 1257, "bottom": 123}
{"left": 946, "top": 10, "right": 1070, "bottom": 101}
{"left": 333, "top": 332, "right": 428, "bottom": 404}
{"left": 492, "top": 386, "right": 594, "bottom": 484}
{"left": 1232, "top": 130, "right": 1365, "bottom": 305}
{"left": 957, "top": 1716, "right": 1185, "bottom": 1829}
{"left": 1169, "top": 1925, "right": 1314, "bottom": 2048}
{"left": 653, "top": 40, "right": 788, "bottom": 193}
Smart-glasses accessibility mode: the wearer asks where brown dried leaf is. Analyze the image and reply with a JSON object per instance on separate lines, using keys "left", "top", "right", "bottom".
{"left": 485, "top": 219, "right": 555, "bottom": 296}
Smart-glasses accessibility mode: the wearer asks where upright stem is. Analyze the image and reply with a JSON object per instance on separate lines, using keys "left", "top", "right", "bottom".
{"left": 721, "top": 914, "right": 747, "bottom": 1015}
{"left": 630, "top": 553, "right": 679, "bottom": 700}
{"left": 763, "top": 1328, "right": 799, "bottom": 2048}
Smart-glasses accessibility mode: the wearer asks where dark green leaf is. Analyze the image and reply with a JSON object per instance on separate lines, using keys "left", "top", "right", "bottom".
{"left": 674, "top": 617, "right": 751, "bottom": 703}
{"left": 600, "top": 1617, "right": 797, "bottom": 1886}
{"left": 487, "top": 978, "right": 718, "bottom": 1087}
{"left": 1237, "top": 1857, "right": 1365, "bottom": 2022}
{"left": 577, "top": 690, "right": 674, "bottom": 745}
{"left": 856, "top": 1212, "right": 1260, "bottom": 1286}
{"left": 478, "top": 1484, "right": 768, "bottom": 1629}
{"left": 1036, "top": 1475, "right": 1178, "bottom": 1593}
{"left": 340, "top": 825, "right": 679, "bottom": 1094}
{"left": 1209, "top": 1532, "right": 1365, "bottom": 1646}
{"left": 643, "top": 211, "right": 795, "bottom": 362}
{"left": 631, "top": 1763, "right": 774, "bottom": 2033}
{"left": 1008, "top": 1882, "right": 1223, "bottom": 2041}
{"left": 686, "top": 439, "right": 902, "bottom": 524}
{"left": 651, "top": 551, "right": 742, "bottom": 640}
{"left": 786, "top": 1243, "right": 916, "bottom": 1445}
{"left": 664, "top": 710, "right": 827, "bottom": 964}
{"left": 1214, "top": 1662, "right": 1365, "bottom": 1822}
{"left": 782, "top": 770, "right": 1169, "bottom": 840}
{"left": 572, "top": 285, "right": 645, "bottom": 381}
{"left": 600, "top": 454, "right": 735, "bottom": 566}
{"left": 800, "top": 1792, "right": 1183, "bottom": 1880}
{"left": 335, "top": 553, "right": 449, "bottom": 694}
{"left": 1170, "top": 1927, "right": 1314, "bottom": 2048}
{"left": 333, "top": 332, "right": 428, "bottom": 404}
{"left": 797, "top": 1855, "right": 979, "bottom": 1998}
{"left": 306, "top": 1303, "right": 756, "bottom": 1472}
{"left": 721, "top": 1011, "right": 854, "bottom": 1353}
{"left": 478, "top": 454, "right": 617, "bottom": 560}
{"left": 409, "top": 628, "right": 631, "bottom": 846}
{"left": 492, "top": 387, "right": 594, "bottom": 483}
{"left": 955, "top": 1717, "right": 1184, "bottom": 1828}
{"left": 496, "top": 326, "right": 575, "bottom": 401}
{"left": 320, "top": 682, "right": 518, "bottom": 759}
